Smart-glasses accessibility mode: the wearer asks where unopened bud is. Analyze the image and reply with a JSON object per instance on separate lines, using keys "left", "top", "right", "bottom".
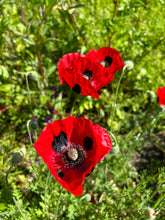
{"left": 83, "top": 194, "right": 92, "bottom": 202}
{"left": 145, "top": 207, "right": 156, "bottom": 220}
{"left": 111, "top": 144, "right": 120, "bottom": 155}
{"left": 30, "top": 117, "right": 38, "bottom": 131}
{"left": 124, "top": 60, "right": 134, "bottom": 70}
{"left": 30, "top": 121, "right": 38, "bottom": 131}
{"left": 11, "top": 148, "right": 26, "bottom": 165}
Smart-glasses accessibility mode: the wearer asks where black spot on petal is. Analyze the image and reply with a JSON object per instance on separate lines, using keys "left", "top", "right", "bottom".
{"left": 52, "top": 131, "right": 68, "bottom": 153}
{"left": 56, "top": 170, "right": 64, "bottom": 178}
{"left": 86, "top": 167, "right": 95, "bottom": 177}
{"left": 82, "top": 69, "right": 93, "bottom": 81}
{"left": 105, "top": 56, "right": 113, "bottom": 67}
{"left": 84, "top": 136, "right": 93, "bottom": 150}
{"left": 72, "top": 84, "right": 81, "bottom": 94}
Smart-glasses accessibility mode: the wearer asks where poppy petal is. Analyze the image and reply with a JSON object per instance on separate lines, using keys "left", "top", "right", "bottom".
{"left": 96, "top": 47, "right": 124, "bottom": 75}
{"left": 157, "top": 87, "right": 165, "bottom": 106}
{"left": 74, "top": 57, "right": 114, "bottom": 92}
{"left": 58, "top": 53, "right": 84, "bottom": 84}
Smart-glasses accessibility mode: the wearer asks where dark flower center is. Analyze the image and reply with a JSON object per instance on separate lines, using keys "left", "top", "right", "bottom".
{"left": 99, "top": 56, "right": 113, "bottom": 68}
{"left": 61, "top": 143, "right": 86, "bottom": 168}
{"left": 82, "top": 69, "right": 93, "bottom": 81}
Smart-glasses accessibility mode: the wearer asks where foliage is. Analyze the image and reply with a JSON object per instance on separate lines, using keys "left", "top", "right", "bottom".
{"left": 0, "top": 0, "right": 165, "bottom": 219}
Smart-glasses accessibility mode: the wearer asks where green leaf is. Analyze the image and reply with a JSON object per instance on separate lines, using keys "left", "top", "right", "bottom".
{"left": 0, "top": 84, "right": 12, "bottom": 92}
{"left": 19, "top": 35, "right": 35, "bottom": 45}
{"left": 12, "top": 30, "right": 35, "bottom": 45}
{"left": 0, "top": 65, "right": 9, "bottom": 78}
{"left": 45, "top": 65, "right": 56, "bottom": 78}
{"left": 40, "top": 94, "right": 48, "bottom": 104}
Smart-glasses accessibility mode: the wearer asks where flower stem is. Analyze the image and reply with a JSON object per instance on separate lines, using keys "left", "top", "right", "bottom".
{"left": 108, "top": 130, "right": 118, "bottom": 147}
{"left": 27, "top": 120, "right": 33, "bottom": 146}
{"left": 55, "top": 187, "right": 63, "bottom": 218}
{"left": 44, "top": 170, "right": 51, "bottom": 219}
{"left": 110, "top": 65, "right": 126, "bottom": 131}
{"left": 25, "top": 72, "right": 32, "bottom": 105}
{"left": 6, "top": 165, "right": 28, "bottom": 220}
{"left": 25, "top": 72, "right": 33, "bottom": 113}
{"left": 70, "top": 93, "right": 78, "bottom": 115}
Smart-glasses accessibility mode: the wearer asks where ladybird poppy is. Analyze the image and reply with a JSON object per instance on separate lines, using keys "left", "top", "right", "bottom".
{"left": 157, "top": 87, "right": 165, "bottom": 107}
{"left": 57, "top": 47, "right": 124, "bottom": 98}
{"left": 34, "top": 116, "right": 112, "bottom": 196}
{"left": 86, "top": 47, "right": 124, "bottom": 75}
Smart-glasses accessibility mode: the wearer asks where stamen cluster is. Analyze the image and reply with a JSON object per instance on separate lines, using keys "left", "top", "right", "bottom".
{"left": 60, "top": 143, "right": 87, "bottom": 168}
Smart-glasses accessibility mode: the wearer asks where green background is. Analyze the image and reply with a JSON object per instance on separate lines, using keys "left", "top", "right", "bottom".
{"left": 0, "top": 0, "right": 165, "bottom": 219}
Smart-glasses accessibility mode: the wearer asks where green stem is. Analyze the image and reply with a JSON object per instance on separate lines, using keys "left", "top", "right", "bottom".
{"left": 70, "top": 94, "right": 78, "bottom": 115}
{"left": 27, "top": 120, "right": 33, "bottom": 146}
{"left": 108, "top": 130, "right": 118, "bottom": 147}
{"left": 110, "top": 66, "right": 127, "bottom": 131}
{"left": 6, "top": 165, "right": 28, "bottom": 220}
{"left": 44, "top": 170, "right": 51, "bottom": 218}
{"left": 55, "top": 187, "right": 63, "bottom": 218}
{"left": 25, "top": 73, "right": 32, "bottom": 107}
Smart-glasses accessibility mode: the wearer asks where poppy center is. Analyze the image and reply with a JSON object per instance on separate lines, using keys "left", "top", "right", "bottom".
{"left": 67, "top": 148, "right": 78, "bottom": 161}
{"left": 99, "top": 56, "right": 113, "bottom": 68}
{"left": 82, "top": 69, "right": 93, "bottom": 81}
{"left": 61, "top": 143, "right": 87, "bottom": 168}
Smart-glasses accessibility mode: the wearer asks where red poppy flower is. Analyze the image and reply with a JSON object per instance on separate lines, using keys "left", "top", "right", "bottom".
{"left": 86, "top": 47, "right": 124, "bottom": 75}
{"left": 58, "top": 53, "right": 84, "bottom": 85}
{"left": 34, "top": 117, "right": 112, "bottom": 196}
{"left": 57, "top": 47, "right": 124, "bottom": 98}
{"left": 157, "top": 87, "right": 165, "bottom": 106}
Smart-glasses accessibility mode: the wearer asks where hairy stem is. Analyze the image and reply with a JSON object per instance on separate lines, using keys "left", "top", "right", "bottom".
{"left": 109, "top": 0, "right": 119, "bottom": 46}
{"left": 110, "top": 65, "right": 126, "bottom": 131}
{"left": 27, "top": 120, "right": 33, "bottom": 146}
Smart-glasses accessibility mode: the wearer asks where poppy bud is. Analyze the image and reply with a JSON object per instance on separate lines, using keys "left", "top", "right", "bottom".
{"left": 124, "top": 60, "right": 134, "bottom": 70}
{"left": 83, "top": 193, "right": 92, "bottom": 202}
{"left": 30, "top": 117, "right": 38, "bottom": 131}
{"left": 11, "top": 148, "right": 26, "bottom": 165}
{"left": 111, "top": 144, "right": 120, "bottom": 155}
{"left": 144, "top": 207, "right": 156, "bottom": 220}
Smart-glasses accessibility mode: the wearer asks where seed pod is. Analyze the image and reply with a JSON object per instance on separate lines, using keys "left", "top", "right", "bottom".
{"left": 111, "top": 144, "right": 120, "bottom": 155}
{"left": 11, "top": 148, "right": 26, "bottom": 165}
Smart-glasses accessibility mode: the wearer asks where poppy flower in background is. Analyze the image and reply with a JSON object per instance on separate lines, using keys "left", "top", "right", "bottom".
{"left": 34, "top": 116, "right": 112, "bottom": 196}
{"left": 86, "top": 47, "right": 124, "bottom": 75}
{"left": 157, "top": 87, "right": 165, "bottom": 107}
{"left": 57, "top": 47, "right": 124, "bottom": 98}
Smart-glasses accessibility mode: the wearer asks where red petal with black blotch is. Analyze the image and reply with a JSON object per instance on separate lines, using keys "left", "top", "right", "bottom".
{"left": 71, "top": 67, "right": 100, "bottom": 98}
{"left": 58, "top": 54, "right": 99, "bottom": 98}
{"left": 34, "top": 117, "right": 112, "bottom": 196}
{"left": 86, "top": 47, "right": 124, "bottom": 75}
{"left": 58, "top": 53, "right": 84, "bottom": 84}
{"left": 157, "top": 87, "right": 165, "bottom": 106}
{"left": 75, "top": 57, "right": 114, "bottom": 91}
